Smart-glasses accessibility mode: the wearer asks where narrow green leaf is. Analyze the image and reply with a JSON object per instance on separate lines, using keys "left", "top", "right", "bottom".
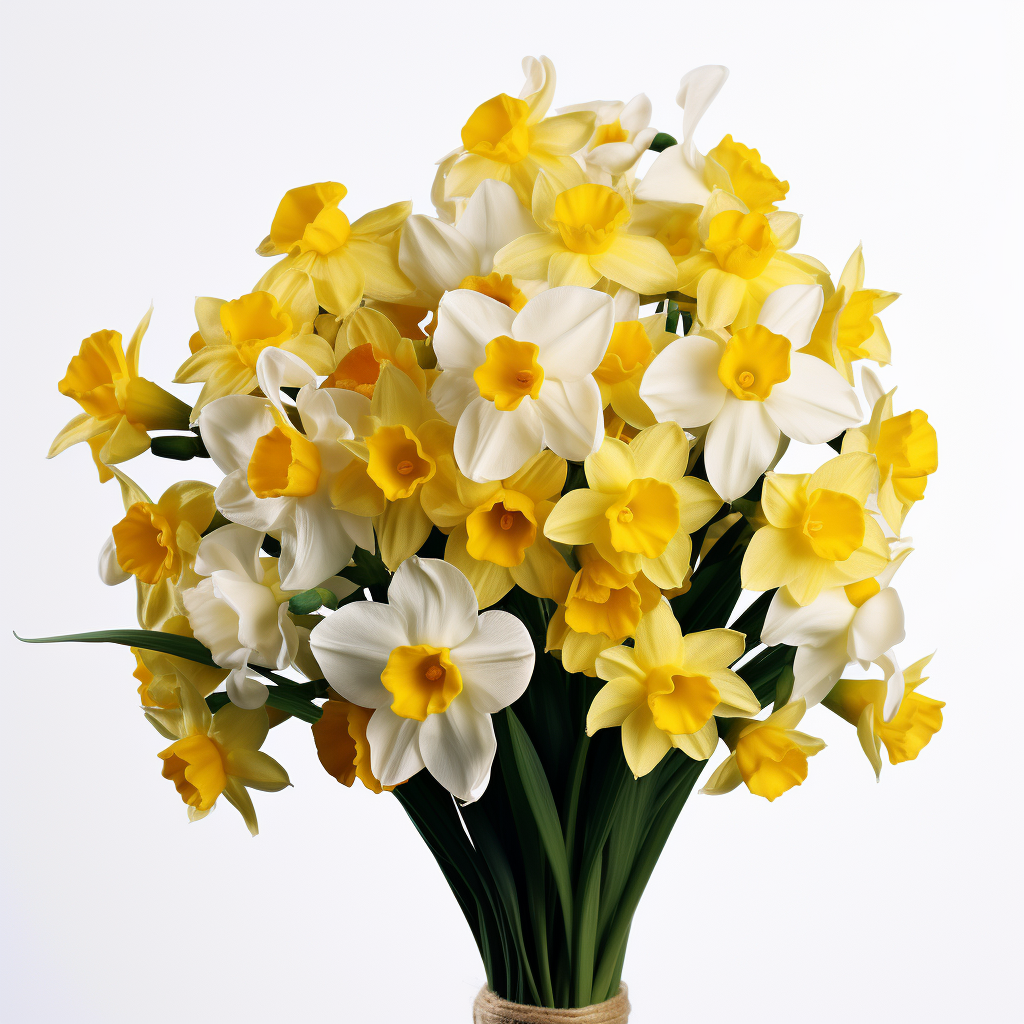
{"left": 17, "top": 629, "right": 217, "bottom": 666}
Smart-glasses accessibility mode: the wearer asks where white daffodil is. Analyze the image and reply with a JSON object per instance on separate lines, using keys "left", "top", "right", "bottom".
{"left": 309, "top": 557, "right": 535, "bottom": 802}
{"left": 431, "top": 286, "right": 614, "bottom": 482}
{"left": 640, "top": 284, "right": 862, "bottom": 501}
{"left": 559, "top": 94, "right": 658, "bottom": 178}
{"left": 182, "top": 524, "right": 301, "bottom": 709}
{"left": 761, "top": 546, "right": 912, "bottom": 720}
{"left": 198, "top": 347, "right": 375, "bottom": 590}
{"left": 398, "top": 179, "right": 539, "bottom": 313}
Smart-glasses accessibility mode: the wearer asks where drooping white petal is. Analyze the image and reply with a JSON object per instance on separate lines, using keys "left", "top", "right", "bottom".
{"left": 193, "top": 523, "right": 264, "bottom": 580}
{"left": 510, "top": 286, "right": 614, "bottom": 381}
{"left": 703, "top": 395, "right": 780, "bottom": 501}
{"left": 399, "top": 214, "right": 479, "bottom": 301}
{"left": 367, "top": 707, "right": 425, "bottom": 788}
{"left": 454, "top": 396, "right": 544, "bottom": 482}
{"left": 434, "top": 291, "right": 518, "bottom": 372}
{"left": 764, "top": 354, "right": 862, "bottom": 445}
{"left": 640, "top": 336, "right": 727, "bottom": 428}
{"left": 226, "top": 669, "right": 270, "bottom": 709}
{"left": 451, "top": 610, "right": 535, "bottom": 713}
{"left": 790, "top": 635, "right": 851, "bottom": 708}
{"left": 278, "top": 494, "right": 359, "bottom": 591}
{"left": 418, "top": 695, "right": 497, "bottom": 803}
{"left": 535, "top": 377, "right": 604, "bottom": 462}
{"left": 255, "top": 348, "right": 318, "bottom": 416}
{"left": 309, "top": 602, "right": 408, "bottom": 708}
{"left": 756, "top": 284, "right": 824, "bottom": 351}
{"left": 848, "top": 587, "right": 906, "bottom": 666}
{"left": 387, "top": 556, "right": 479, "bottom": 649}
{"left": 98, "top": 533, "right": 130, "bottom": 585}
{"left": 761, "top": 587, "right": 856, "bottom": 648}
{"left": 456, "top": 179, "right": 538, "bottom": 274}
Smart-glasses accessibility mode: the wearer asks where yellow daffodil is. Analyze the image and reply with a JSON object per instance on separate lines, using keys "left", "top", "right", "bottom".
{"left": 587, "top": 600, "right": 759, "bottom": 775}
{"left": 257, "top": 182, "right": 413, "bottom": 317}
{"left": 431, "top": 450, "right": 575, "bottom": 609}
{"left": 824, "top": 654, "right": 943, "bottom": 778}
{"left": 704, "top": 136, "right": 789, "bottom": 214}
{"left": 546, "top": 546, "right": 663, "bottom": 675}
{"left": 336, "top": 362, "right": 457, "bottom": 570}
{"left": 443, "top": 55, "right": 596, "bottom": 206}
{"left": 741, "top": 452, "right": 891, "bottom": 606}
{"left": 146, "top": 678, "right": 290, "bottom": 835}
{"left": 175, "top": 270, "right": 335, "bottom": 422}
{"left": 701, "top": 700, "right": 825, "bottom": 801}
{"left": 133, "top": 615, "right": 228, "bottom": 709}
{"left": 49, "top": 308, "right": 192, "bottom": 480}
{"left": 323, "top": 306, "right": 430, "bottom": 398}
{"left": 312, "top": 697, "right": 396, "bottom": 793}
{"left": 494, "top": 178, "right": 678, "bottom": 294}
{"left": 842, "top": 368, "right": 937, "bottom": 534}
{"left": 560, "top": 93, "right": 657, "bottom": 178}
{"left": 676, "top": 190, "right": 830, "bottom": 329}
{"left": 628, "top": 200, "right": 703, "bottom": 280}
{"left": 801, "top": 246, "right": 898, "bottom": 383}
{"left": 544, "top": 422, "right": 722, "bottom": 589}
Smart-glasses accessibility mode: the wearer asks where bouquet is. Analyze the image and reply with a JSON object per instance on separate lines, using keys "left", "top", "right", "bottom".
{"left": 29, "top": 58, "right": 942, "bottom": 1021}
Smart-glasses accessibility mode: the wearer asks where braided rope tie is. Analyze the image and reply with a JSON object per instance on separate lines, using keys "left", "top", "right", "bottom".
{"left": 472, "top": 985, "right": 630, "bottom": 1024}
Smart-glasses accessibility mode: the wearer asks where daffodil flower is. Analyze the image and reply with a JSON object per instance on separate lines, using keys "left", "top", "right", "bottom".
{"left": 587, "top": 600, "right": 759, "bottom": 775}
{"left": 431, "top": 286, "right": 614, "bottom": 482}
{"left": 673, "top": 190, "right": 830, "bottom": 329}
{"left": 442, "top": 55, "right": 596, "bottom": 206}
{"left": 701, "top": 700, "right": 825, "bottom": 801}
{"left": 398, "top": 178, "right": 539, "bottom": 314}
{"left": 544, "top": 422, "right": 723, "bottom": 588}
{"left": 146, "top": 677, "right": 290, "bottom": 835}
{"left": 432, "top": 450, "right": 575, "bottom": 609}
{"left": 256, "top": 182, "right": 413, "bottom": 317}
{"left": 175, "top": 270, "right": 335, "bottom": 422}
{"left": 182, "top": 524, "right": 302, "bottom": 708}
{"left": 493, "top": 178, "right": 678, "bottom": 294}
{"left": 640, "top": 284, "right": 862, "bottom": 501}
{"left": 312, "top": 698, "right": 395, "bottom": 793}
{"left": 198, "top": 348, "right": 376, "bottom": 590}
{"left": 49, "top": 307, "right": 192, "bottom": 480}
{"left": 132, "top": 614, "right": 227, "bottom": 709}
{"left": 741, "top": 452, "right": 892, "bottom": 606}
{"left": 800, "top": 245, "right": 898, "bottom": 383}
{"left": 823, "top": 655, "right": 943, "bottom": 778}
{"left": 309, "top": 557, "right": 535, "bottom": 802}
{"left": 558, "top": 93, "right": 658, "bottom": 178}
{"left": 842, "top": 367, "right": 937, "bottom": 534}
{"left": 762, "top": 546, "right": 912, "bottom": 719}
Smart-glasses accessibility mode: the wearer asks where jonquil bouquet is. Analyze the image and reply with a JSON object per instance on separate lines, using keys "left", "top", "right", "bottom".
{"left": 29, "top": 59, "right": 942, "bottom": 1022}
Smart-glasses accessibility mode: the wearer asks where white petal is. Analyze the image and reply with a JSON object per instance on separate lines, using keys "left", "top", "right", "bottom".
{"left": 367, "top": 707, "right": 425, "bottom": 788}
{"left": 764, "top": 354, "right": 862, "bottom": 445}
{"left": 298, "top": 386, "right": 366, "bottom": 448}
{"left": 454, "top": 396, "right": 544, "bottom": 482}
{"left": 182, "top": 578, "right": 247, "bottom": 671}
{"left": 875, "top": 651, "right": 905, "bottom": 722}
{"left": 861, "top": 365, "right": 886, "bottom": 409}
{"left": 199, "top": 394, "right": 274, "bottom": 475}
{"left": 255, "top": 348, "right": 317, "bottom": 416}
{"left": 620, "top": 92, "right": 652, "bottom": 133}
{"left": 214, "top": 471, "right": 289, "bottom": 533}
{"left": 434, "top": 291, "right": 518, "bottom": 372}
{"left": 278, "top": 495, "right": 358, "bottom": 591}
{"left": 703, "top": 396, "right": 780, "bottom": 501}
{"left": 756, "top": 284, "right": 825, "bottom": 351}
{"left": 399, "top": 214, "right": 479, "bottom": 301}
{"left": 536, "top": 377, "right": 603, "bottom": 462}
{"left": 761, "top": 587, "right": 856, "bottom": 648}
{"left": 676, "top": 65, "right": 729, "bottom": 164}
{"left": 848, "top": 588, "right": 906, "bottom": 665}
{"left": 418, "top": 695, "right": 496, "bottom": 803}
{"left": 640, "top": 336, "right": 727, "bottom": 428}
{"left": 790, "top": 637, "right": 850, "bottom": 708}
{"left": 212, "top": 571, "right": 290, "bottom": 669}
{"left": 309, "top": 602, "right": 407, "bottom": 707}
{"left": 634, "top": 144, "right": 710, "bottom": 205}
{"left": 98, "top": 533, "right": 130, "bottom": 585}
{"left": 456, "top": 179, "right": 538, "bottom": 274}
{"left": 430, "top": 368, "right": 481, "bottom": 425}
{"left": 388, "top": 556, "right": 479, "bottom": 648}
{"left": 226, "top": 669, "right": 270, "bottom": 709}
{"left": 193, "top": 523, "right": 263, "bottom": 580}
{"left": 511, "top": 286, "right": 614, "bottom": 381}
{"left": 589, "top": 142, "right": 644, "bottom": 174}
{"left": 451, "top": 610, "right": 535, "bottom": 713}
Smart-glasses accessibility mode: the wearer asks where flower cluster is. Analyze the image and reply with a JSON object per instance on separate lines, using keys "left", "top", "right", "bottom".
{"left": 47, "top": 57, "right": 941, "bottom": 839}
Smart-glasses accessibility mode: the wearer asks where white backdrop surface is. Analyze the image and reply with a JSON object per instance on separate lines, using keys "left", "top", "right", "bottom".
{"left": 1, "top": 1, "right": 1021, "bottom": 1022}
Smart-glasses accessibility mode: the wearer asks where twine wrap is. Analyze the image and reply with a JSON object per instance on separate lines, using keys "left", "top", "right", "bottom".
{"left": 473, "top": 985, "right": 630, "bottom": 1024}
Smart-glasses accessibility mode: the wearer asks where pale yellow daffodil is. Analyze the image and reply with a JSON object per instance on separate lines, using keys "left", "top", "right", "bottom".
{"left": 741, "top": 452, "right": 891, "bottom": 606}
{"left": 842, "top": 368, "right": 937, "bottom": 534}
{"left": 587, "top": 600, "right": 759, "bottom": 775}
{"left": 257, "top": 182, "right": 413, "bottom": 317}
{"left": 146, "top": 678, "right": 290, "bottom": 835}
{"left": 544, "top": 422, "right": 722, "bottom": 589}
{"left": 49, "top": 308, "right": 192, "bottom": 480}
{"left": 801, "top": 245, "right": 898, "bottom": 383}
{"left": 494, "top": 177, "right": 678, "bottom": 294}
{"left": 133, "top": 614, "right": 228, "bottom": 710}
{"left": 175, "top": 269, "right": 335, "bottom": 422}
{"left": 443, "top": 55, "right": 596, "bottom": 206}
{"left": 701, "top": 699, "right": 825, "bottom": 801}
{"left": 824, "top": 654, "right": 943, "bottom": 778}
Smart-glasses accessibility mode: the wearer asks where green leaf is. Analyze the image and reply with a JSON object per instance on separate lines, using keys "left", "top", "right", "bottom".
{"left": 338, "top": 546, "right": 391, "bottom": 589}
{"left": 150, "top": 434, "right": 209, "bottom": 460}
{"left": 17, "top": 629, "right": 217, "bottom": 666}
{"left": 729, "top": 589, "right": 776, "bottom": 652}
{"left": 287, "top": 587, "right": 339, "bottom": 615}
{"left": 664, "top": 299, "right": 679, "bottom": 334}
{"left": 649, "top": 131, "right": 677, "bottom": 152}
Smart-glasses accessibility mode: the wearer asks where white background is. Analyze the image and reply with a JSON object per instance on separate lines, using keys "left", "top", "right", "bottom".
{"left": 2, "top": 1, "right": 1021, "bottom": 1021}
